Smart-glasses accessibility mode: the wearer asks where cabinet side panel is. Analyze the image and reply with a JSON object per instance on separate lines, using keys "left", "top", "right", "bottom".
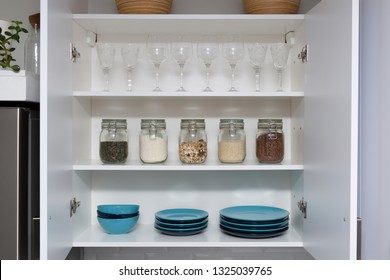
{"left": 303, "top": 0, "right": 359, "bottom": 259}
{"left": 41, "top": 0, "right": 83, "bottom": 259}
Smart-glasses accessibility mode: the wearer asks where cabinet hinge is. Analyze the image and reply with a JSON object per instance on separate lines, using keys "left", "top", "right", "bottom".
{"left": 70, "top": 43, "right": 81, "bottom": 63}
{"left": 298, "top": 198, "right": 307, "bottom": 219}
{"left": 298, "top": 44, "right": 308, "bottom": 63}
{"left": 70, "top": 197, "right": 81, "bottom": 217}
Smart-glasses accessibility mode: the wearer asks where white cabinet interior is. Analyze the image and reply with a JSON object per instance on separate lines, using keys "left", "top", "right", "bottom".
{"left": 41, "top": 0, "right": 358, "bottom": 260}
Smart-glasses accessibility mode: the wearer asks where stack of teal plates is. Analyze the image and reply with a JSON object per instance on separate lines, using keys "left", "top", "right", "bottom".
{"left": 219, "top": 205, "right": 289, "bottom": 238}
{"left": 154, "top": 208, "right": 208, "bottom": 236}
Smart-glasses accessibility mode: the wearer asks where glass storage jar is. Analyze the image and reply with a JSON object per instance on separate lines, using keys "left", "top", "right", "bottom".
{"left": 139, "top": 119, "right": 168, "bottom": 163}
{"left": 99, "top": 119, "right": 128, "bottom": 164}
{"left": 256, "top": 119, "right": 284, "bottom": 163}
{"left": 179, "top": 119, "right": 207, "bottom": 164}
{"left": 218, "top": 119, "right": 246, "bottom": 163}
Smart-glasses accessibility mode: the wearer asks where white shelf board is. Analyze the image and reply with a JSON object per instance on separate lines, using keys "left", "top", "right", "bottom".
{"left": 73, "top": 14, "right": 305, "bottom": 35}
{"left": 73, "top": 91, "right": 304, "bottom": 100}
{"left": 73, "top": 159, "right": 304, "bottom": 171}
{"left": 73, "top": 223, "right": 303, "bottom": 248}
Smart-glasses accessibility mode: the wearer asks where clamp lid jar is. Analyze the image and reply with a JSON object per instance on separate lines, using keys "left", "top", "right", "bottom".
{"left": 218, "top": 119, "right": 246, "bottom": 163}
{"left": 139, "top": 119, "right": 168, "bottom": 163}
{"left": 99, "top": 119, "right": 128, "bottom": 164}
{"left": 256, "top": 119, "right": 284, "bottom": 163}
{"left": 179, "top": 119, "right": 207, "bottom": 164}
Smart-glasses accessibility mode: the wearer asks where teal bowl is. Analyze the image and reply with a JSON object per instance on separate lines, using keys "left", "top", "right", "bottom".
{"left": 97, "top": 215, "right": 139, "bottom": 234}
{"left": 97, "top": 204, "right": 139, "bottom": 215}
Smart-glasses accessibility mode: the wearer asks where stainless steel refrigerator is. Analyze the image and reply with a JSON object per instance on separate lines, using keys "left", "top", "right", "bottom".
{"left": 0, "top": 102, "right": 39, "bottom": 260}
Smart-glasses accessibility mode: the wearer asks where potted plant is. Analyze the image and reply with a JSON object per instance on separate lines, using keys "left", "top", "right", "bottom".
{"left": 0, "top": 20, "right": 28, "bottom": 72}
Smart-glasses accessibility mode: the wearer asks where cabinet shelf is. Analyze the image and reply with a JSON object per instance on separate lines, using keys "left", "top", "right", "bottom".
{"left": 73, "top": 91, "right": 304, "bottom": 99}
{"left": 73, "top": 224, "right": 303, "bottom": 248}
{"left": 73, "top": 14, "right": 305, "bottom": 35}
{"left": 73, "top": 159, "right": 304, "bottom": 171}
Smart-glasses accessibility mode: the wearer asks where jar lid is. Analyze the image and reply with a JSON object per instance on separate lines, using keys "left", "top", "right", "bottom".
{"left": 101, "top": 119, "right": 127, "bottom": 128}
{"left": 141, "top": 119, "right": 166, "bottom": 129}
{"left": 257, "top": 119, "right": 283, "bottom": 129}
{"left": 180, "top": 119, "right": 205, "bottom": 129}
{"left": 219, "top": 119, "right": 244, "bottom": 129}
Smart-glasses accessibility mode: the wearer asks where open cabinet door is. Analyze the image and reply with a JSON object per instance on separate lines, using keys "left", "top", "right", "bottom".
{"left": 303, "top": 0, "right": 359, "bottom": 259}
{"left": 40, "top": 0, "right": 87, "bottom": 259}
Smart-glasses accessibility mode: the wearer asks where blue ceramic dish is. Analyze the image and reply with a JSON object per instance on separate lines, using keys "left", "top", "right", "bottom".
{"left": 97, "top": 215, "right": 139, "bottom": 234}
{"left": 97, "top": 204, "right": 139, "bottom": 215}
{"left": 97, "top": 210, "right": 139, "bottom": 219}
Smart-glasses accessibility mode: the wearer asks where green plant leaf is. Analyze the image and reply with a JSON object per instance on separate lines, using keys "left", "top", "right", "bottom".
{"left": 11, "top": 65, "right": 20, "bottom": 72}
{"left": 8, "top": 26, "right": 15, "bottom": 30}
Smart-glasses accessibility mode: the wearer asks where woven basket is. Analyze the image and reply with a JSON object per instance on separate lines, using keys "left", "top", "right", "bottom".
{"left": 116, "top": 0, "right": 173, "bottom": 14}
{"left": 243, "top": 0, "right": 300, "bottom": 14}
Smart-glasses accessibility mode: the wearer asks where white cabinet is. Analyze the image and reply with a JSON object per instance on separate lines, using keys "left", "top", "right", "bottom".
{"left": 40, "top": 0, "right": 359, "bottom": 260}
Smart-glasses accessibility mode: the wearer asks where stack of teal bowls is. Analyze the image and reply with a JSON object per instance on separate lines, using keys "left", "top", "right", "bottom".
{"left": 97, "top": 204, "right": 139, "bottom": 234}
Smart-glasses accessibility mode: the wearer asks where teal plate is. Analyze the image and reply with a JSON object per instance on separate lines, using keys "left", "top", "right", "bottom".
{"left": 220, "top": 217, "right": 289, "bottom": 229}
{"left": 220, "top": 206, "right": 289, "bottom": 223}
{"left": 155, "top": 208, "right": 208, "bottom": 224}
{"left": 155, "top": 219, "right": 208, "bottom": 229}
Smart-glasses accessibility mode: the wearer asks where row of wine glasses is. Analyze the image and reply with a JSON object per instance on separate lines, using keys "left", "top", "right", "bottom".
{"left": 95, "top": 38, "right": 291, "bottom": 92}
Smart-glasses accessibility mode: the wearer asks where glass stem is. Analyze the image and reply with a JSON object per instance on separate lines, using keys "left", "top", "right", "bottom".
{"left": 179, "top": 63, "right": 185, "bottom": 90}
{"left": 277, "top": 69, "right": 283, "bottom": 91}
{"left": 154, "top": 63, "right": 161, "bottom": 91}
{"left": 230, "top": 64, "right": 237, "bottom": 90}
{"left": 103, "top": 68, "right": 110, "bottom": 92}
{"left": 254, "top": 66, "right": 261, "bottom": 92}
{"left": 205, "top": 63, "right": 211, "bottom": 90}
{"left": 127, "top": 68, "right": 133, "bottom": 92}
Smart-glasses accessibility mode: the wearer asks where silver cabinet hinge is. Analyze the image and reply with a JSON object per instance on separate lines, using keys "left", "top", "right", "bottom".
{"left": 298, "top": 44, "right": 308, "bottom": 63}
{"left": 298, "top": 198, "right": 307, "bottom": 219}
{"left": 70, "top": 43, "right": 81, "bottom": 63}
{"left": 70, "top": 197, "right": 81, "bottom": 217}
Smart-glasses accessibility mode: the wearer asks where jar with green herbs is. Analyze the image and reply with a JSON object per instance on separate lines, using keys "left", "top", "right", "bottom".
{"left": 256, "top": 119, "right": 284, "bottom": 163}
{"left": 99, "top": 119, "right": 128, "bottom": 164}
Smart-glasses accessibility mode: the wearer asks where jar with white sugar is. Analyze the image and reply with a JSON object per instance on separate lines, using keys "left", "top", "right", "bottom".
{"left": 218, "top": 119, "right": 246, "bottom": 163}
{"left": 139, "top": 119, "right": 168, "bottom": 163}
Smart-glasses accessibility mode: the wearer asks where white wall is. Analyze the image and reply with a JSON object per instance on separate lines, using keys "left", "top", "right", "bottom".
{"left": 0, "top": 0, "right": 40, "bottom": 70}
{"left": 360, "top": 0, "right": 390, "bottom": 260}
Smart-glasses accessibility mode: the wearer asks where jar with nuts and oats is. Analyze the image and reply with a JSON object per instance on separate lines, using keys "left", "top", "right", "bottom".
{"left": 256, "top": 119, "right": 284, "bottom": 163}
{"left": 218, "top": 119, "right": 246, "bottom": 163}
{"left": 139, "top": 119, "right": 168, "bottom": 163}
{"left": 179, "top": 119, "right": 207, "bottom": 164}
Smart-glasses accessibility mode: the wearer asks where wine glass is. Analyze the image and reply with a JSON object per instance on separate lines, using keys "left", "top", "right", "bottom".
{"left": 120, "top": 44, "right": 139, "bottom": 92}
{"left": 248, "top": 43, "right": 268, "bottom": 92}
{"left": 197, "top": 35, "right": 219, "bottom": 92}
{"left": 222, "top": 36, "right": 244, "bottom": 92}
{"left": 270, "top": 43, "right": 290, "bottom": 91}
{"left": 96, "top": 43, "right": 116, "bottom": 92}
{"left": 146, "top": 35, "right": 169, "bottom": 92}
{"left": 171, "top": 36, "right": 193, "bottom": 92}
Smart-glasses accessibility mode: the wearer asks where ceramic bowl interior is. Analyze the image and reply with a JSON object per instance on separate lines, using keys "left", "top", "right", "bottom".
{"left": 97, "top": 204, "right": 139, "bottom": 215}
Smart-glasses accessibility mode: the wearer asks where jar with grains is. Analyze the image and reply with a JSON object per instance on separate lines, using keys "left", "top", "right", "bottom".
{"left": 139, "top": 119, "right": 168, "bottom": 163}
{"left": 256, "top": 119, "right": 284, "bottom": 163}
{"left": 179, "top": 119, "right": 207, "bottom": 164}
{"left": 100, "top": 119, "right": 128, "bottom": 164}
{"left": 218, "top": 119, "right": 246, "bottom": 163}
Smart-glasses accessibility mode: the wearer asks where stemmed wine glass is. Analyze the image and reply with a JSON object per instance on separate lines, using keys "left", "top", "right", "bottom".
{"left": 270, "top": 43, "right": 290, "bottom": 91}
{"left": 146, "top": 35, "right": 169, "bottom": 92}
{"left": 120, "top": 44, "right": 139, "bottom": 92}
{"left": 222, "top": 36, "right": 244, "bottom": 92}
{"left": 96, "top": 43, "right": 116, "bottom": 92}
{"left": 248, "top": 43, "right": 268, "bottom": 92}
{"left": 197, "top": 35, "right": 219, "bottom": 92}
{"left": 171, "top": 36, "right": 193, "bottom": 92}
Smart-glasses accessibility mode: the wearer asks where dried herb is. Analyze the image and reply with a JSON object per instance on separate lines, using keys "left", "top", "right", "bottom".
{"left": 100, "top": 141, "right": 128, "bottom": 163}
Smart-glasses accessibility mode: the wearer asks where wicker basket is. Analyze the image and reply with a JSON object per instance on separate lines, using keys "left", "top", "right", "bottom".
{"left": 116, "top": 0, "right": 173, "bottom": 14}
{"left": 243, "top": 0, "right": 300, "bottom": 14}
